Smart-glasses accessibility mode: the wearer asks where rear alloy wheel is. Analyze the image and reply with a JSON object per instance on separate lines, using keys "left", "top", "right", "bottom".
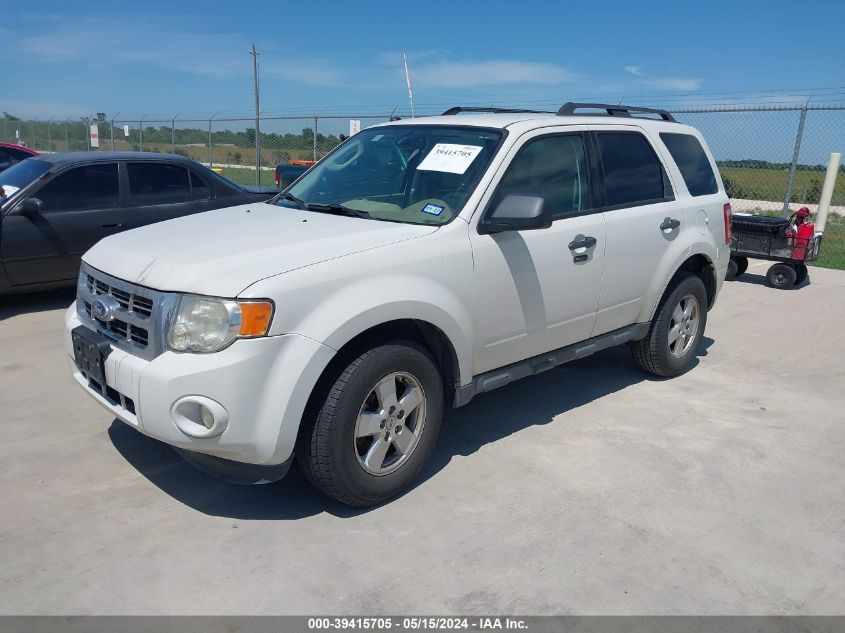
{"left": 631, "top": 272, "right": 708, "bottom": 377}
{"left": 297, "top": 341, "right": 443, "bottom": 507}
{"left": 766, "top": 263, "right": 797, "bottom": 289}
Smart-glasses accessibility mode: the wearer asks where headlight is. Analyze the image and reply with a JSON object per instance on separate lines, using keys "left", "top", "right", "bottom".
{"left": 167, "top": 295, "right": 273, "bottom": 353}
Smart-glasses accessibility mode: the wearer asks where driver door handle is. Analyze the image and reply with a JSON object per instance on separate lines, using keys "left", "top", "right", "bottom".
{"left": 568, "top": 235, "right": 597, "bottom": 250}
{"left": 100, "top": 222, "right": 123, "bottom": 228}
{"left": 660, "top": 217, "right": 681, "bottom": 231}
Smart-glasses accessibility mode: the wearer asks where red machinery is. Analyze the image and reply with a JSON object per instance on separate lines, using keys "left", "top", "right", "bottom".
{"left": 787, "top": 207, "right": 815, "bottom": 261}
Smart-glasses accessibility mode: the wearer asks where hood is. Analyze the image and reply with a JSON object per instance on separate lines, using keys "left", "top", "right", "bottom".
{"left": 83, "top": 202, "right": 438, "bottom": 296}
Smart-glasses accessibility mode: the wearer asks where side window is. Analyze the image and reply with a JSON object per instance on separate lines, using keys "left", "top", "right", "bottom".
{"left": 660, "top": 132, "right": 718, "bottom": 196}
{"left": 595, "top": 132, "right": 668, "bottom": 208}
{"left": 0, "top": 149, "right": 19, "bottom": 171}
{"left": 190, "top": 171, "right": 210, "bottom": 200}
{"left": 127, "top": 162, "right": 190, "bottom": 205}
{"left": 36, "top": 163, "right": 120, "bottom": 212}
{"left": 492, "top": 134, "right": 591, "bottom": 218}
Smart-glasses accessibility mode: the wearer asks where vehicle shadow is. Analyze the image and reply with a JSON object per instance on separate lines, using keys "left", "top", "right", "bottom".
{"left": 109, "top": 337, "right": 714, "bottom": 521}
{"left": 0, "top": 287, "right": 75, "bottom": 320}
{"left": 727, "top": 272, "right": 811, "bottom": 289}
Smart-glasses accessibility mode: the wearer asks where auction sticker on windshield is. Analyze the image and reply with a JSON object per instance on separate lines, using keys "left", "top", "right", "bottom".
{"left": 417, "top": 144, "right": 483, "bottom": 174}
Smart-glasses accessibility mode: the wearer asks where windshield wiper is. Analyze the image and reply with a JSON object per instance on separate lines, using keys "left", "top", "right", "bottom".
{"left": 278, "top": 192, "right": 306, "bottom": 209}
{"left": 305, "top": 202, "right": 372, "bottom": 219}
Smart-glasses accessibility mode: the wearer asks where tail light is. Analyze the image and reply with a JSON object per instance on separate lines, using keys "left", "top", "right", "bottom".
{"left": 723, "top": 203, "right": 732, "bottom": 245}
{"left": 274, "top": 168, "right": 280, "bottom": 187}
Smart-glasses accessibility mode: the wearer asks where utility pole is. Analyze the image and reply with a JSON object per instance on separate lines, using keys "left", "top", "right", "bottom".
{"left": 250, "top": 44, "right": 261, "bottom": 186}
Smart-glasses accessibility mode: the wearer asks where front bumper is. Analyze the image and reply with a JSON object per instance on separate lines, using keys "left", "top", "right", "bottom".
{"left": 65, "top": 303, "right": 336, "bottom": 470}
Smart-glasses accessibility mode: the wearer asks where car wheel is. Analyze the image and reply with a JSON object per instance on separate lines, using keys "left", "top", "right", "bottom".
{"left": 726, "top": 258, "right": 738, "bottom": 280}
{"left": 766, "top": 263, "right": 797, "bottom": 289}
{"left": 631, "top": 272, "right": 708, "bottom": 378}
{"left": 795, "top": 263, "right": 808, "bottom": 285}
{"left": 297, "top": 341, "right": 444, "bottom": 507}
{"left": 734, "top": 256, "right": 749, "bottom": 277}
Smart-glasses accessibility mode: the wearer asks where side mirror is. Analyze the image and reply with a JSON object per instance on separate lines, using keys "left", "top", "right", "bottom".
{"left": 478, "top": 194, "right": 552, "bottom": 235}
{"left": 13, "top": 197, "right": 44, "bottom": 216}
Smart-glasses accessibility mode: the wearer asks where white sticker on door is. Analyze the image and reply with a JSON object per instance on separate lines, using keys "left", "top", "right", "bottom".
{"left": 417, "top": 144, "right": 483, "bottom": 174}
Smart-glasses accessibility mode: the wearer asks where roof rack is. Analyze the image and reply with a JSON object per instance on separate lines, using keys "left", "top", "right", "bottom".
{"left": 441, "top": 106, "right": 553, "bottom": 116}
{"left": 556, "top": 102, "right": 676, "bottom": 122}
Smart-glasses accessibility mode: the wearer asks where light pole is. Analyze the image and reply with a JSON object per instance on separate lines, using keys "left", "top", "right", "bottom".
{"left": 110, "top": 112, "right": 120, "bottom": 151}
{"left": 250, "top": 44, "right": 261, "bottom": 186}
{"left": 139, "top": 114, "right": 148, "bottom": 151}
{"left": 171, "top": 114, "right": 179, "bottom": 154}
{"left": 208, "top": 113, "right": 218, "bottom": 167}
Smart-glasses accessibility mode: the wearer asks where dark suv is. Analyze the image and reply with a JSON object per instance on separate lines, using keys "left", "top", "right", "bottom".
{"left": 0, "top": 152, "right": 275, "bottom": 294}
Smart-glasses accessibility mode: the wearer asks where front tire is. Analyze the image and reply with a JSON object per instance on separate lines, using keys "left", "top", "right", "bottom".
{"left": 631, "top": 272, "right": 708, "bottom": 378}
{"left": 297, "top": 341, "right": 444, "bottom": 507}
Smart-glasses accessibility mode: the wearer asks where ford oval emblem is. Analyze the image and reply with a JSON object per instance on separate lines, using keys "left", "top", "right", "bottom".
{"left": 92, "top": 296, "right": 120, "bottom": 322}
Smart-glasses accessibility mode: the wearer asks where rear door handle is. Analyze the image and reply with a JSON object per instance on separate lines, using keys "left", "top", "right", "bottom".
{"left": 568, "top": 235, "right": 597, "bottom": 250}
{"left": 100, "top": 222, "right": 122, "bottom": 228}
{"left": 660, "top": 217, "right": 681, "bottom": 231}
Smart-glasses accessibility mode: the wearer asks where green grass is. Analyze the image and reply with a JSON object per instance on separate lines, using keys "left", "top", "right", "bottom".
{"left": 814, "top": 214, "right": 845, "bottom": 270}
{"left": 218, "top": 167, "right": 275, "bottom": 187}
{"left": 720, "top": 166, "right": 845, "bottom": 206}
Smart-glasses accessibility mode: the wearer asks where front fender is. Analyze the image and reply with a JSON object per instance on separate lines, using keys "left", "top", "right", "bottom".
{"left": 291, "top": 273, "right": 474, "bottom": 387}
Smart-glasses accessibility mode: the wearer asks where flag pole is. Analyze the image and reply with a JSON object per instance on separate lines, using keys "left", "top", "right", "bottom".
{"left": 403, "top": 53, "right": 415, "bottom": 118}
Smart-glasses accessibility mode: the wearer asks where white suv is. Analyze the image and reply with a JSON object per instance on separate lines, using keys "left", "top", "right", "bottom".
{"left": 65, "top": 103, "right": 731, "bottom": 506}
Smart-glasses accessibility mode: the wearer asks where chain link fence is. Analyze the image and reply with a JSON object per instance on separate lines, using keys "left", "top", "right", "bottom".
{"left": 2, "top": 105, "right": 843, "bottom": 270}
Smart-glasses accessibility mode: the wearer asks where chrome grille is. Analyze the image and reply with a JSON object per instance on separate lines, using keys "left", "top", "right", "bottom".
{"left": 76, "top": 262, "right": 178, "bottom": 361}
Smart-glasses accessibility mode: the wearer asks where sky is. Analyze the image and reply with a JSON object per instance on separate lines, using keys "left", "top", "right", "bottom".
{"left": 2, "top": 0, "right": 844, "bottom": 121}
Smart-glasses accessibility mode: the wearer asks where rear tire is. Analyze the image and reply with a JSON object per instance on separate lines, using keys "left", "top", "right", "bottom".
{"left": 766, "top": 263, "right": 797, "bottom": 289}
{"left": 297, "top": 341, "right": 444, "bottom": 507}
{"left": 726, "top": 258, "right": 738, "bottom": 280}
{"left": 631, "top": 272, "right": 708, "bottom": 378}
{"left": 795, "top": 263, "right": 808, "bottom": 285}
{"left": 734, "top": 256, "right": 749, "bottom": 277}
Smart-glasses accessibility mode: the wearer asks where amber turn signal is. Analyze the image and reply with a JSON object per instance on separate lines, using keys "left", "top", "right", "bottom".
{"left": 238, "top": 301, "right": 274, "bottom": 337}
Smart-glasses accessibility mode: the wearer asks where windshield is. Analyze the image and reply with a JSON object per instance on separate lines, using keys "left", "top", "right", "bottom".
{"left": 280, "top": 125, "right": 504, "bottom": 225}
{"left": 0, "top": 158, "right": 51, "bottom": 200}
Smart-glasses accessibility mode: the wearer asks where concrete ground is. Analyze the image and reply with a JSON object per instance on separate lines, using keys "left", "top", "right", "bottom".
{"left": 1, "top": 262, "right": 844, "bottom": 615}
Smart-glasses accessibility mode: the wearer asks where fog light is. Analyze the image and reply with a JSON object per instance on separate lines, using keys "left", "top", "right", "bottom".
{"left": 200, "top": 405, "right": 214, "bottom": 429}
{"left": 171, "top": 396, "right": 229, "bottom": 438}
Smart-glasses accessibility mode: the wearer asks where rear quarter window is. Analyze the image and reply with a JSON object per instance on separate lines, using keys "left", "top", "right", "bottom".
{"left": 660, "top": 132, "right": 718, "bottom": 196}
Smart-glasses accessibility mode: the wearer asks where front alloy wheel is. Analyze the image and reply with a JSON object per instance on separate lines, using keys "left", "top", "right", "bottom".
{"left": 297, "top": 341, "right": 444, "bottom": 507}
{"left": 354, "top": 372, "right": 426, "bottom": 475}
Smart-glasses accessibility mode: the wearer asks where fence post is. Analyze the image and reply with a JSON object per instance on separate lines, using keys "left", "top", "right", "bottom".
{"left": 139, "top": 115, "right": 147, "bottom": 151}
{"left": 783, "top": 104, "right": 808, "bottom": 215}
{"left": 313, "top": 115, "right": 318, "bottom": 162}
{"left": 47, "top": 118, "right": 53, "bottom": 152}
{"left": 65, "top": 118, "right": 70, "bottom": 151}
{"left": 171, "top": 115, "right": 178, "bottom": 154}
{"left": 85, "top": 118, "right": 91, "bottom": 151}
{"left": 31, "top": 122, "right": 36, "bottom": 149}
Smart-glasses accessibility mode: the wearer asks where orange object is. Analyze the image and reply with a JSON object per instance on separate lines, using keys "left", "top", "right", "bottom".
{"left": 239, "top": 302, "right": 274, "bottom": 336}
{"left": 289, "top": 160, "right": 316, "bottom": 166}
